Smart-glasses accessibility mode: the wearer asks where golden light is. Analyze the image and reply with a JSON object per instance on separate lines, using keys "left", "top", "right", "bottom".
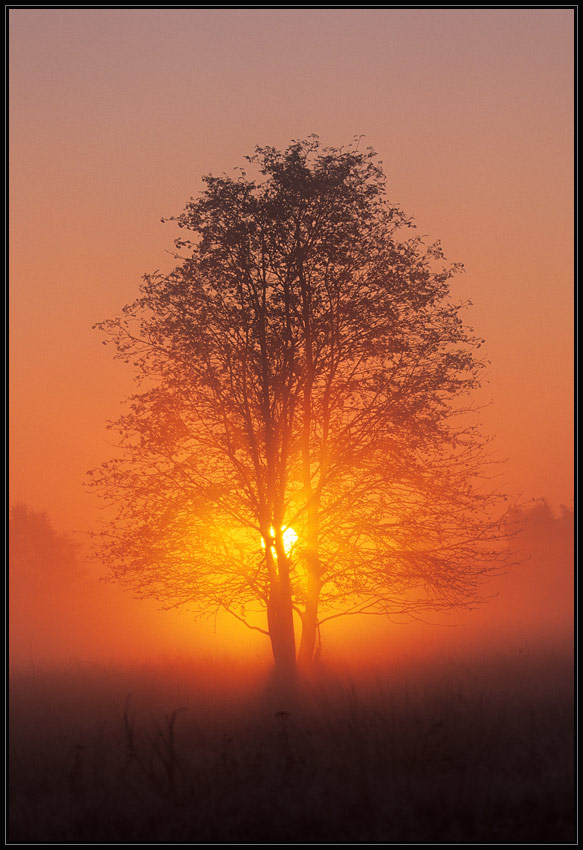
{"left": 282, "top": 526, "right": 298, "bottom": 554}
{"left": 261, "top": 525, "right": 298, "bottom": 557}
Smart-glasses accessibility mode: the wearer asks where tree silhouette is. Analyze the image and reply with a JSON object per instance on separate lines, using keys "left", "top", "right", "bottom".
{"left": 9, "top": 503, "right": 84, "bottom": 598}
{"left": 90, "top": 136, "right": 512, "bottom": 680}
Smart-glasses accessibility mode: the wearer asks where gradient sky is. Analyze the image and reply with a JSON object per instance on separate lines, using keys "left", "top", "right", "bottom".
{"left": 10, "top": 9, "right": 573, "bottom": 546}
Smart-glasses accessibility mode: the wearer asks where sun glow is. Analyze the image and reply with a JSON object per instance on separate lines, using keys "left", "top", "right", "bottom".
{"left": 261, "top": 525, "right": 298, "bottom": 557}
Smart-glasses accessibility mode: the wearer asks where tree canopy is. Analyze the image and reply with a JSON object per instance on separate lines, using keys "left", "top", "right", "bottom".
{"left": 90, "top": 136, "right": 512, "bottom": 677}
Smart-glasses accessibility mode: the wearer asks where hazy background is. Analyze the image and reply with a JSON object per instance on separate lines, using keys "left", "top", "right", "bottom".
{"left": 9, "top": 8, "right": 573, "bottom": 671}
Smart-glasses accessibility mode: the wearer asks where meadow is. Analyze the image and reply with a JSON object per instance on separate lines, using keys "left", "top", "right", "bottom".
{"left": 8, "top": 646, "right": 574, "bottom": 844}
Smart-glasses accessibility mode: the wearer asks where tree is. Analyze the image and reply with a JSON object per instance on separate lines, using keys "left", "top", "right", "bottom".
{"left": 9, "top": 503, "right": 88, "bottom": 668}
{"left": 9, "top": 503, "right": 85, "bottom": 598}
{"left": 89, "top": 136, "right": 512, "bottom": 681}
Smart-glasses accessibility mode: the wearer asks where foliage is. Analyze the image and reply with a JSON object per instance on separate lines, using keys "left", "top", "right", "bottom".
{"left": 9, "top": 503, "right": 84, "bottom": 597}
{"left": 89, "top": 136, "right": 512, "bottom": 669}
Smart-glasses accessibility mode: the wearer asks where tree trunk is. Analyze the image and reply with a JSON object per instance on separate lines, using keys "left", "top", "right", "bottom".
{"left": 298, "top": 495, "right": 321, "bottom": 669}
{"left": 298, "top": 574, "right": 321, "bottom": 669}
{"left": 267, "top": 576, "right": 297, "bottom": 685}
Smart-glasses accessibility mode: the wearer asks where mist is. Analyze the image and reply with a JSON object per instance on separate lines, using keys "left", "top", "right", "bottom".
{"left": 9, "top": 498, "right": 574, "bottom": 674}
{"left": 8, "top": 500, "right": 574, "bottom": 842}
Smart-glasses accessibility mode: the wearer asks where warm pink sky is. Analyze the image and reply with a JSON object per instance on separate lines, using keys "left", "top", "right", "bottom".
{"left": 10, "top": 8, "right": 573, "bottom": 538}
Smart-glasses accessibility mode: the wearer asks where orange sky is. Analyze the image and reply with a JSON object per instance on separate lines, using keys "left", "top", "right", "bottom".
{"left": 8, "top": 9, "right": 574, "bottom": 667}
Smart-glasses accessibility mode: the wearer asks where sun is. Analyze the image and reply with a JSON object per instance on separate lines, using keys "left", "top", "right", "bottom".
{"left": 261, "top": 525, "right": 298, "bottom": 556}
{"left": 282, "top": 526, "right": 298, "bottom": 554}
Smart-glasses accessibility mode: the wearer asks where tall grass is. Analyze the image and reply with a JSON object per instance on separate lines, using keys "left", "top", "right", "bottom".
{"left": 8, "top": 648, "right": 574, "bottom": 843}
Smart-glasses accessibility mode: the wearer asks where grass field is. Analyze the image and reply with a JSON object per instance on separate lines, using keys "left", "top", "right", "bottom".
{"left": 8, "top": 646, "right": 574, "bottom": 843}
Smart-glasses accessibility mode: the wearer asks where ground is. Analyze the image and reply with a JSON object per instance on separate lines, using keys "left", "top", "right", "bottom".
{"left": 8, "top": 645, "right": 574, "bottom": 843}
